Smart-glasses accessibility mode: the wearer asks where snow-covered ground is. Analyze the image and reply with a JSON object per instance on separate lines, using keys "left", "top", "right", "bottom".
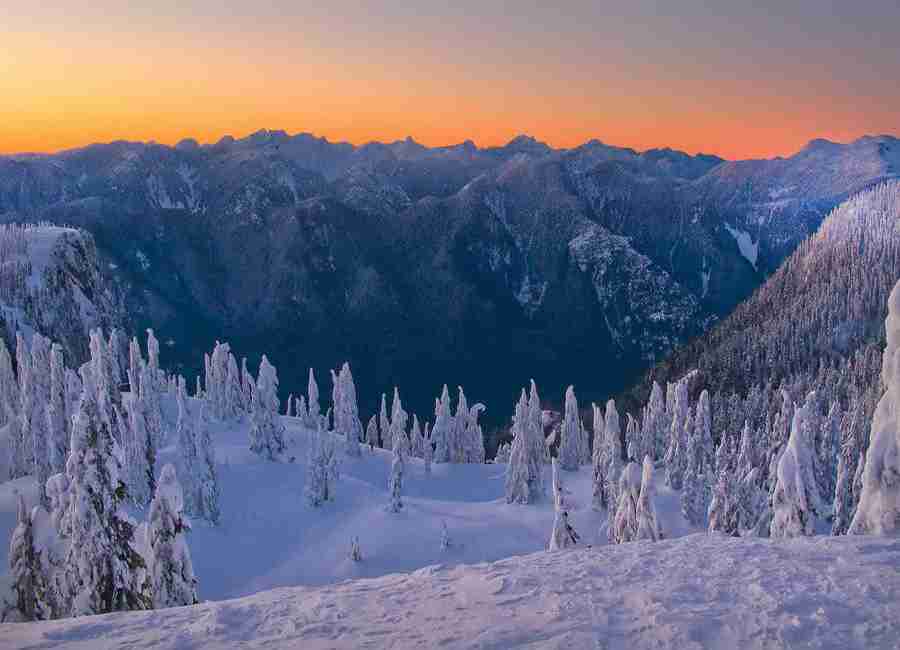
{"left": 2, "top": 410, "right": 898, "bottom": 648}
{"left": 3, "top": 533, "right": 899, "bottom": 649}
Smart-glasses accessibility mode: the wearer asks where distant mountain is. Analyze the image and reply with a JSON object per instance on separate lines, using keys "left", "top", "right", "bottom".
{"left": 1, "top": 132, "right": 897, "bottom": 428}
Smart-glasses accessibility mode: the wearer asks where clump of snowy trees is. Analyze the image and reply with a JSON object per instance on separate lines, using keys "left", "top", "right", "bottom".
{"left": 3, "top": 329, "right": 199, "bottom": 622}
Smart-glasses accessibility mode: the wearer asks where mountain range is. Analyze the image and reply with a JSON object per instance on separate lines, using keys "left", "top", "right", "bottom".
{"left": 1, "top": 131, "right": 898, "bottom": 429}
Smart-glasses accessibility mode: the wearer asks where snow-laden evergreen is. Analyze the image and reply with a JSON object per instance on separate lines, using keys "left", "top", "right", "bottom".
{"left": 389, "top": 388, "right": 409, "bottom": 457}
{"left": 7, "top": 493, "right": 40, "bottom": 621}
{"left": 603, "top": 400, "right": 623, "bottom": 516}
{"left": 175, "top": 379, "right": 201, "bottom": 517}
{"left": 365, "top": 415, "right": 379, "bottom": 451}
{"left": 636, "top": 456, "right": 662, "bottom": 541}
{"left": 47, "top": 343, "right": 68, "bottom": 476}
{"left": 28, "top": 334, "right": 52, "bottom": 507}
{"left": 62, "top": 390, "right": 151, "bottom": 616}
{"left": 305, "top": 421, "right": 339, "bottom": 507}
{"left": 611, "top": 462, "right": 642, "bottom": 544}
{"left": 195, "top": 402, "right": 221, "bottom": 525}
{"left": 432, "top": 385, "right": 452, "bottom": 463}
{"left": 591, "top": 402, "right": 607, "bottom": 510}
{"left": 249, "top": 356, "right": 286, "bottom": 461}
{"left": 146, "top": 464, "right": 199, "bottom": 608}
{"left": 664, "top": 379, "right": 690, "bottom": 490}
{"left": 127, "top": 387, "right": 155, "bottom": 507}
{"left": 770, "top": 401, "right": 819, "bottom": 538}
{"left": 832, "top": 405, "right": 864, "bottom": 535}
{"left": 306, "top": 368, "right": 321, "bottom": 429}
{"left": 388, "top": 436, "right": 404, "bottom": 513}
{"left": 331, "top": 363, "right": 362, "bottom": 457}
{"left": 850, "top": 280, "right": 900, "bottom": 535}
{"left": 558, "top": 386, "right": 581, "bottom": 471}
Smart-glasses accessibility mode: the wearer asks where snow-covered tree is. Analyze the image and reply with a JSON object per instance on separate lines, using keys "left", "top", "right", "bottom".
{"left": 146, "top": 328, "right": 160, "bottom": 375}
{"left": 62, "top": 391, "right": 150, "bottom": 616}
{"left": 285, "top": 394, "right": 294, "bottom": 417}
{"left": 625, "top": 413, "right": 641, "bottom": 463}
{"left": 365, "top": 415, "right": 379, "bottom": 450}
{"left": 295, "top": 395, "right": 308, "bottom": 424}
{"left": 126, "top": 392, "right": 155, "bottom": 507}
{"left": 641, "top": 381, "right": 667, "bottom": 461}
{"left": 249, "top": 355, "right": 285, "bottom": 461}
{"left": 816, "top": 401, "right": 841, "bottom": 511}
{"left": 707, "top": 463, "right": 737, "bottom": 536}
{"left": 611, "top": 462, "right": 642, "bottom": 544}
{"left": 332, "top": 363, "right": 362, "bottom": 457}
{"left": 128, "top": 336, "right": 143, "bottom": 394}
{"left": 175, "top": 379, "right": 200, "bottom": 517}
{"left": 440, "top": 520, "right": 451, "bottom": 551}
{"left": 27, "top": 334, "right": 52, "bottom": 506}
{"left": 388, "top": 437, "right": 404, "bottom": 513}
{"left": 306, "top": 368, "right": 321, "bottom": 428}
{"left": 463, "top": 399, "right": 486, "bottom": 464}
{"left": 505, "top": 383, "right": 545, "bottom": 504}
{"left": 379, "top": 393, "right": 390, "bottom": 450}
{"left": 195, "top": 403, "right": 220, "bottom": 525}
{"left": 423, "top": 422, "right": 432, "bottom": 475}
{"left": 849, "top": 280, "right": 900, "bottom": 535}
{"left": 147, "top": 464, "right": 199, "bottom": 608}
{"left": 47, "top": 344, "right": 68, "bottom": 475}
{"left": 591, "top": 402, "right": 607, "bottom": 510}
{"left": 140, "top": 363, "right": 164, "bottom": 451}
{"left": 410, "top": 415, "right": 423, "bottom": 458}
{"left": 7, "top": 493, "right": 41, "bottom": 621}
{"left": 558, "top": 386, "right": 581, "bottom": 471}
{"left": 432, "top": 386, "right": 451, "bottom": 463}
{"left": 240, "top": 358, "right": 253, "bottom": 412}
{"left": 832, "top": 406, "right": 864, "bottom": 535}
{"left": 603, "top": 400, "right": 623, "bottom": 512}
{"left": 389, "top": 387, "right": 409, "bottom": 457}
{"left": 305, "top": 421, "right": 339, "bottom": 507}
{"left": 350, "top": 537, "right": 362, "bottom": 562}
{"left": 770, "top": 404, "right": 819, "bottom": 538}
{"left": 8, "top": 334, "right": 31, "bottom": 480}
{"left": 664, "top": 379, "right": 690, "bottom": 490}
{"left": 0, "top": 337, "right": 19, "bottom": 428}
{"left": 636, "top": 456, "right": 662, "bottom": 541}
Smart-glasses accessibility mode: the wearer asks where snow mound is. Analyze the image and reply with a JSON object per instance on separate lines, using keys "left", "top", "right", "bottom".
{"left": 4, "top": 533, "right": 899, "bottom": 649}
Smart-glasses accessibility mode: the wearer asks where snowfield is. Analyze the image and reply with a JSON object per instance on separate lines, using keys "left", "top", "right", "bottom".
{"left": 3, "top": 409, "right": 899, "bottom": 648}
{"left": 3, "top": 534, "right": 899, "bottom": 649}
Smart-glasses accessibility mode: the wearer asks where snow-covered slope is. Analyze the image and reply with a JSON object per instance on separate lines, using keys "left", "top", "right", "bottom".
{"left": 3, "top": 533, "right": 898, "bottom": 649}
{"left": 0, "top": 408, "right": 691, "bottom": 603}
{"left": 0, "top": 224, "right": 122, "bottom": 363}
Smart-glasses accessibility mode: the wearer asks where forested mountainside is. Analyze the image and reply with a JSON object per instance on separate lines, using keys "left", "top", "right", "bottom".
{"left": 0, "top": 132, "right": 897, "bottom": 423}
{"left": 624, "top": 181, "right": 900, "bottom": 455}
{"left": 0, "top": 224, "right": 123, "bottom": 365}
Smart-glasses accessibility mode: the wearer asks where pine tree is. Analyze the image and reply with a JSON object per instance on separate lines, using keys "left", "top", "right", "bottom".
{"left": 850, "top": 280, "right": 900, "bottom": 535}
{"left": 241, "top": 358, "right": 253, "bottom": 412}
{"left": 389, "top": 387, "right": 409, "bottom": 457}
{"left": 636, "top": 456, "right": 662, "bottom": 541}
{"left": 249, "top": 355, "right": 286, "bottom": 461}
{"left": 591, "top": 402, "right": 607, "bottom": 510}
{"left": 128, "top": 336, "right": 143, "bottom": 394}
{"left": 196, "top": 403, "right": 220, "bottom": 525}
{"left": 8, "top": 493, "right": 40, "bottom": 621}
{"left": 625, "top": 413, "right": 641, "bottom": 463}
{"left": 0, "top": 337, "right": 19, "bottom": 428}
{"left": 612, "top": 462, "right": 642, "bottom": 544}
{"left": 295, "top": 395, "right": 308, "bottom": 424}
{"left": 423, "top": 422, "right": 433, "bottom": 475}
{"left": 770, "top": 405, "right": 818, "bottom": 538}
{"left": 175, "top": 379, "right": 200, "bottom": 517}
{"left": 832, "top": 406, "right": 863, "bottom": 535}
{"left": 305, "top": 421, "right": 339, "bottom": 507}
{"left": 307, "top": 368, "right": 321, "bottom": 428}
{"left": 410, "top": 415, "right": 423, "bottom": 458}
{"left": 558, "top": 386, "right": 580, "bottom": 471}
{"left": 388, "top": 437, "right": 404, "bottom": 513}
{"left": 642, "top": 381, "right": 667, "bottom": 460}
{"left": 707, "top": 462, "right": 738, "bottom": 536}
{"left": 127, "top": 391, "right": 155, "bottom": 507}
{"left": 664, "top": 380, "right": 690, "bottom": 490}
{"left": 11, "top": 334, "right": 33, "bottom": 481}
{"left": 526, "top": 381, "right": 546, "bottom": 494}
{"left": 603, "top": 400, "right": 623, "bottom": 512}
{"left": 548, "top": 509, "right": 578, "bottom": 551}
{"left": 365, "top": 415, "right": 379, "bottom": 451}
{"left": 379, "top": 393, "right": 390, "bottom": 451}
{"left": 464, "top": 400, "right": 486, "bottom": 464}
{"left": 63, "top": 391, "right": 150, "bottom": 616}
{"left": 505, "top": 399, "right": 531, "bottom": 504}
{"left": 147, "top": 464, "right": 199, "bottom": 608}
{"left": 47, "top": 343, "right": 68, "bottom": 475}
{"left": 334, "top": 363, "right": 362, "bottom": 457}
{"left": 140, "top": 363, "right": 164, "bottom": 452}
{"left": 432, "top": 386, "right": 451, "bottom": 463}
{"left": 29, "top": 334, "right": 52, "bottom": 507}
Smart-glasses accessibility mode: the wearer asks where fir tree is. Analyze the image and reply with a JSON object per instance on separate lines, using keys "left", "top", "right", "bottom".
{"left": 365, "top": 415, "right": 380, "bottom": 451}
{"left": 249, "top": 356, "right": 286, "bottom": 460}
{"left": 388, "top": 437, "right": 404, "bottom": 513}
{"left": 147, "top": 464, "right": 199, "bottom": 608}
{"left": 636, "top": 456, "right": 662, "bottom": 541}
{"left": 195, "top": 403, "right": 220, "bottom": 525}
{"left": 612, "top": 462, "right": 642, "bottom": 544}
{"left": 307, "top": 368, "right": 321, "bottom": 428}
{"left": 558, "top": 386, "right": 580, "bottom": 471}
{"left": 63, "top": 392, "right": 151, "bottom": 616}
{"left": 591, "top": 402, "right": 607, "bottom": 510}
{"left": 47, "top": 343, "right": 68, "bottom": 475}
{"left": 432, "top": 386, "right": 451, "bottom": 463}
{"left": 175, "top": 379, "right": 200, "bottom": 517}
{"left": 8, "top": 493, "right": 40, "bottom": 621}
{"left": 305, "top": 421, "right": 339, "bottom": 507}
{"left": 423, "top": 422, "right": 433, "bottom": 475}
{"left": 603, "top": 400, "right": 623, "bottom": 512}
{"left": 379, "top": 392, "right": 390, "bottom": 451}
{"left": 770, "top": 405, "right": 818, "bottom": 538}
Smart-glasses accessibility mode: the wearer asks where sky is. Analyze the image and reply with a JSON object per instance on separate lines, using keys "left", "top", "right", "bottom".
{"left": 2, "top": 1, "right": 898, "bottom": 159}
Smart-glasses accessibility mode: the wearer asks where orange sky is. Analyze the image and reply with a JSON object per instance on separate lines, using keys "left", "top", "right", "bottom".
{"left": 3, "top": 2, "right": 898, "bottom": 160}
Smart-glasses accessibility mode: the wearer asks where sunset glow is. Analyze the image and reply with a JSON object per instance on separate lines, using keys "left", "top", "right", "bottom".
{"left": 3, "top": 1, "right": 898, "bottom": 158}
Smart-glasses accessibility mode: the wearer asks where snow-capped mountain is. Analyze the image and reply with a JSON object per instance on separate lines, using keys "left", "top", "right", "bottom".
{"left": 1, "top": 132, "right": 897, "bottom": 428}
{"left": 0, "top": 224, "right": 123, "bottom": 365}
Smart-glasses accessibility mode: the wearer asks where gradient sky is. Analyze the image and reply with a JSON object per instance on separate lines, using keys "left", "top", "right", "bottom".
{"left": 3, "top": 1, "right": 898, "bottom": 159}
